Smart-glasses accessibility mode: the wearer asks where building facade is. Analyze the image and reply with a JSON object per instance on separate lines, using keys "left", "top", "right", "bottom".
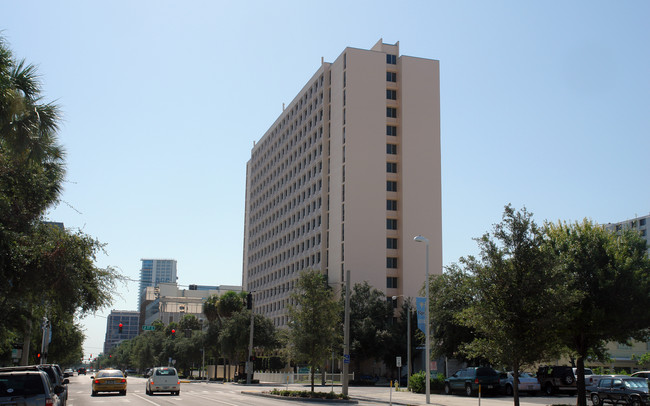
{"left": 142, "top": 283, "right": 242, "bottom": 326}
{"left": 138, "top": 259, "right": 178, "bottom": 311}
{"left": 103, "top": 310, "right": 139, "bottom": 354}
{"left": 604, "top": 214, "right": 650, "bottom": 256}
{"left": 242, "top": 40, "right": 442, "bottom": 327}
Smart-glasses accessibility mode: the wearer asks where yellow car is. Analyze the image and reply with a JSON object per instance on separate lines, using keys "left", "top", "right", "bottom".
{"left": 91, "top": 369, "right": 127, "bottom": 396}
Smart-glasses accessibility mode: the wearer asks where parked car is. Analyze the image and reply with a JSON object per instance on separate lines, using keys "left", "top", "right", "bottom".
{"left": 91, "top": 369, "right": 127, "bottom": 396}
{"left": 537, "top": 365, "right": 577, "bottom": 395}
{"left": 62, "top": 369, "right": 74, "bottom": 378}
{"left": 499, "top": 371, "right": 540, "bottom": 395}
{"left": 590, "top": 376, "right": 649, "bottom": 406}
{"left": 145, "top": 367, "right": 180, "bottom": 396}
{"left": 632, "top": 371, "right": 650, "bottom": 380}
{"left": 0, "top": 369, "right": 63, "bottom": 406}
{"left": 0, "top": 365, "right": 68, "bottom": 406}
{"left": 444, "top": 367, "right": 500, "bottom": 396}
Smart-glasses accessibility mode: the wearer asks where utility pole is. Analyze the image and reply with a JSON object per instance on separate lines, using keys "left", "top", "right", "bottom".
{"left": 342, "top": 270, "right": 351, "bottom": 395}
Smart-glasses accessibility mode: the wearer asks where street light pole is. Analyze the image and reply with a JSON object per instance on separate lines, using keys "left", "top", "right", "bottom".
{"left": 414, "top": 235, "right": 430, "bottom": 404}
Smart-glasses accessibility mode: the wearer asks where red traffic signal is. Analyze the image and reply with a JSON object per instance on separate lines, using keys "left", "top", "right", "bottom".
{"left": 37, "top": 353, "right": 41, "bottom": 359}
{"left": 118, "top": 323, "right": 123, "bottom": 333}
{"left": 171, "top": 328, "right": 176, "bottom": 338}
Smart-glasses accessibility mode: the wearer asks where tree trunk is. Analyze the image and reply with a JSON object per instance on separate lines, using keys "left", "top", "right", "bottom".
{"left": 576, "top": 356, "right": 587, "bottom": 406}
{"left": 20, "top": 319, "right": 32, "bottom": 366}
{"left": 513, "top": 361, "right": 520, "bottom": 406}
{"left": 310, "top": 368, "right": 315, "bottom": 393}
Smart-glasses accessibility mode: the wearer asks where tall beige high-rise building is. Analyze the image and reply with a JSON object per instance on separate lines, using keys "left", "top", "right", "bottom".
{"left": 243, "top": 40, "right": 442, "bottom": 327}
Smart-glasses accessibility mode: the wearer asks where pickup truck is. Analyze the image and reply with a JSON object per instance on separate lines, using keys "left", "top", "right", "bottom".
{"left": 590, "top": 376, "right": 650, "bottom": 406}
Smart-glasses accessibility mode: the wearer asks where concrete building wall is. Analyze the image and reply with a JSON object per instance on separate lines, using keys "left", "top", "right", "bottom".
{"left": 243, "top": 40, "right": 442, "bottom": 326}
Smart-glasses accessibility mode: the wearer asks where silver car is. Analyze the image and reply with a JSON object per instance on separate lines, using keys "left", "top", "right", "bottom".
{"left": 0, "top": 370, "right": 63, "bottom": 405}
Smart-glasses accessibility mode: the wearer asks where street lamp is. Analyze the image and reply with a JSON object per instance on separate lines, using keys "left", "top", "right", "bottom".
{"left": 392, "top": 295, "right": 411, "bottom": 391}
{"left": 414, "top": 235, "right": 430, "bottom": 404}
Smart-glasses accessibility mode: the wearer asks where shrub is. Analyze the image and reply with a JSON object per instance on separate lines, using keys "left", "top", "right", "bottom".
{"left": 409, "top": 371, "right": 446, "bottom": 393}
{"left": 269, "top": 389, "right": 349, "bottom": 400}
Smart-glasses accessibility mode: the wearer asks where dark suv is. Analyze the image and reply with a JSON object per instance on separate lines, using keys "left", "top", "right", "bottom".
{"left": 444, "top": 367, "right": 501, "bottom": 396}
{"left": 590, "top": 377, "right": 649, "bottom": 406}
{"left": 537, "top": 365, "right": 577, "bottom": 395}
{"left": 0, "top": 365, "right": 68, "bottom": 406}
{"left": 0, "top": 369, "right": 64, "bottom": 406}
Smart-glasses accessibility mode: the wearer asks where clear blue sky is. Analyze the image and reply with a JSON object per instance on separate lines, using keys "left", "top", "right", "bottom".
{"left": 3, "top": 1, "right": 649, "bottom": 360}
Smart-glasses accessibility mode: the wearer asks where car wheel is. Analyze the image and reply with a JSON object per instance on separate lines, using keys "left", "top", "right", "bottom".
{"left": 629, "top": 397, "right": 641, "bottom": 406}
{"left": 91, "top": 390, "right": 97, "bottom": 396}
{"left": 175, "top": 391, "right": 180, "bottom": 396}
{"left": 444, "top": 383, "right": 452, "bottom": 395}
{"left": 544, "top": 383, "right": 555, "bottom": 395}
{"left": 465, "top": 384, "right": 474, "bottom": 397}
{"left": 505, "top": 384, "right": 513, "bottom": 396}
{"left": 563, "top": 374, "right": 574, "bottom": 385}
{"left": 121, "top": 390, "right": 126, "bottom": 396}
{"left": 591, "top": 393, "right": 601, "bottom": 406}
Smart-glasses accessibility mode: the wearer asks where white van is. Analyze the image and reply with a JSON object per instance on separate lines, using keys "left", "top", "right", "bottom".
{"left": 145, "top": 367, "right": 180, "bottom": 396}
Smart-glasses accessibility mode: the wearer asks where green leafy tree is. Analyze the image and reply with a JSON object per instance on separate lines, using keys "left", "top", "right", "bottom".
{"left": 545, "top": 219, "right": 650, "bottom": 406}
{"left": 428, "top": 263, "right": 476, "bottom": 360}
{"left": 346, "top": 282, "right": 393, "bottom": 373}
{"left": 0, "top": 36, "right": 122, "bottom": 363}
{"left": 219, "top": 310, "right": 277, "bottom": 378}
{"left": 458, "top": 205, "right": 569, "bottom": 406}
{"left": 288, "top": 269, "right": 340, "bottom": 393}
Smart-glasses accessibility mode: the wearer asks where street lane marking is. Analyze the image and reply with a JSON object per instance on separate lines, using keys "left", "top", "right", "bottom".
{"left": 132, "top": 393, "right": 164, "bottom": 405}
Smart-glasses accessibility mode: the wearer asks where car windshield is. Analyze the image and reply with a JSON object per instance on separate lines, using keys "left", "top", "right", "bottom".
{"left": 0, "top": 375, "right": 45, "bottom": 396}
{"left": 519, "top": 372, "right": 533, "bottom": 378}
{"left": 97, "top": 370, "right": 124, "bottom": 378}
{"left": 155, "top": 368, "right": 176, "bottom": 376}
{"left": 625, "top": 379, "right": 649, "bottom": 389}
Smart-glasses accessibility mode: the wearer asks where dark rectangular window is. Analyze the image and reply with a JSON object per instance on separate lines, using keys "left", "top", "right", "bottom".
{"left": 387, "top": 72, "right": 397, "bottom": 82}
{"left": 387, "top": 162, "right": 397, "bottom": 173}
{"left": 387, "top": 257, "right": 398, "bottom": 268}
{"left": 641, "top": 218, "right": 647, "bottom": 226}
{"left": 386, "top": 107, "right": 397, "bottom": 118}
{"left": 386, "top": 180, "right": 397, "bottom": 191}
{"left": 387, "top": 277, "right": 398, "bottom": 288}
{"left": 387, "top": 200, "right": 397, "bottom": 211}
{"left": 387, "top": 144, "right": 397, "bottom": 154}
{"left": 386, "top": 89, "right": 397, "bottom": 100}
{"left": 386, "top": 125, "right": 397, "bottom": 136}
{"left": 387, "top": 238, "right": 398, "bottom": 249}
{"left": 386, "top": 54, "right": 397, "bottom": 64}
{"left": 387, "top": 218, "right": 398, "bottom": 230}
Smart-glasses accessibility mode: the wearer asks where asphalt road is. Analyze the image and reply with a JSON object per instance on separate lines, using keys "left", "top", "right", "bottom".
{"left": 66, "top": 373, "right": 583, "bottom": 406}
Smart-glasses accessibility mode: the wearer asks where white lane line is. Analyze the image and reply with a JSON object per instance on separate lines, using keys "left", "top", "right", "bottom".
{"left": 181, "top": 392, "right": 241, "bottom": 406}
{"left": 131, "top": 393, "right": 164, "bottom": 405}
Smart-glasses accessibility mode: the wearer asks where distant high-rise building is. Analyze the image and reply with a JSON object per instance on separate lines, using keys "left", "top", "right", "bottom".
{"left": 242, "top": 39, "right": 442, "bottom": 327}
{"left": 138, "top": 259, "right": 177, "bottom": 311}
{"left": 103, "top": 310, "right": 139, "bottom": 354}
{"left": 605, "top": 214, "right": 650, "bottom": 255}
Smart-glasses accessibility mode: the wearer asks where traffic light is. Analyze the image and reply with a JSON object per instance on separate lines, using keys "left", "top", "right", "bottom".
{"left": 118, "top": 323, "right": 123, "bottom": 333}
{"left": 246, "top": 292, "right": 252, "bottom": 309}
{"left": 37, "top": 353, "right": 41, "bottom": 360}
{"left": 171, "top": 329, "right": 176, "bottom": 339}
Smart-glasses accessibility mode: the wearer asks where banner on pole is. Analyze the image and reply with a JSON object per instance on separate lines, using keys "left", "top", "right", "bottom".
{"left": 416, "top": 297, "right": 426, "bottom": 334}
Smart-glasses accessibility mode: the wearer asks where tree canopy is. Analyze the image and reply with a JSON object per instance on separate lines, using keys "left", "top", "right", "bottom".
{"left": 288, "top": 269, "right": 340, "bottom": 392}
{"left": 0, "top": 36, "right": 121, "bottom": 364}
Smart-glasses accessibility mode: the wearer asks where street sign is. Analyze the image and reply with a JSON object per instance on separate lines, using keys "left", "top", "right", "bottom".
{"left": 142, "top": 325, "right": 155, "bottom": 331}
{"left": 343, "top": 354, "right": 350, "bottom": 364}
{"left": 396, "top": 356, "right": 402, "bottom": 367}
